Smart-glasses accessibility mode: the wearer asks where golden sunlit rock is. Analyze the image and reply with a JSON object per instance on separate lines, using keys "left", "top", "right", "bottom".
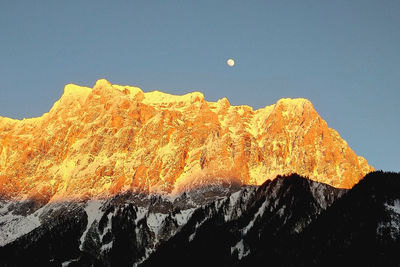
{"left": 0, "top": 79, "right": 374, "bottom": 201}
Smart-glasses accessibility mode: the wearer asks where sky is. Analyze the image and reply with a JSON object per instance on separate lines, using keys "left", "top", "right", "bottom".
{"left": 0, "top": 0, "right": 399, "bottom": 171}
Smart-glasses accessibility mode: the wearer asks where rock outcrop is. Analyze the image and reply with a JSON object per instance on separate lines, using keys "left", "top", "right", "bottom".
{"left": 0, "top": 79, "right": 373, "bottom": 200}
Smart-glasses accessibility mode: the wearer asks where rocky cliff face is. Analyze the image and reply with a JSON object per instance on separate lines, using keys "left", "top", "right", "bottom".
{"left": 0, "top": 79, "right": 373, "bottom": 200}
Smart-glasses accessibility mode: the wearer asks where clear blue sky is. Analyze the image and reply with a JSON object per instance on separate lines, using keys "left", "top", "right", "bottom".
{"left": 0, "top": 0, "right": 399, "bottom": 171}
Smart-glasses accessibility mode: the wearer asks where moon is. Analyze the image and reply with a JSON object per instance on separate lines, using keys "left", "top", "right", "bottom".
{"left": 227, "top": 58, "right": 235, "bottom": 67}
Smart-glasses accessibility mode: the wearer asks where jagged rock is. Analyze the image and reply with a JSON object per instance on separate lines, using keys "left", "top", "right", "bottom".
{"left": 0, "top": 79, "right": 373, "bottom": 200}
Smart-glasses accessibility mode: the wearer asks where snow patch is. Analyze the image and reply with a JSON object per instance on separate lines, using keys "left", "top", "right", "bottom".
{"left": 188, "top": 211, "right": 213, "bottom": 242}
{"left": 79, "top": 200, "right": 104, "bottom": 250}
{"left": 386, "top": 199, "right": 400, "bottom": 215}
{"left": 0, "top": 201, "right": 11, "bottom": 214}
{"left": 189, "top": 232, "right": 196, "bottom": 242}
{"left": 231, "top": 239, "right": 250, "bottom": 260}
{"left": 134, "top": 206, "right": 147, "bottom": 223}
{"left": 99, "top": 212, "right": 113, "bottom": 251}
{"left": 133, "top": 247, "right": 155, "bottom": 267}
{"left": 223, "top": 189, "right": 252, "bottom": 222}
{"left": 241, "top": 199, "right": 268, "bottom": 235}
{"left": 61, "top": 258, "right": 79, "bottom": 267}
{"left": 100, "top": 241, "right": 113, "bottom": 252}
{"left": 0, "top": 203, "right": 46, "bottom": 246}
{"left": 229, "top": 191, "right": 242, "bottom": 206}
{"left": 377, "top": 199, "right": 400, "bottom": 239}
{"left": 146, "top": 212, "right": 168, "bottom": 238}
{"left": 173, "top": 208, "right": 195, "bottom": 226}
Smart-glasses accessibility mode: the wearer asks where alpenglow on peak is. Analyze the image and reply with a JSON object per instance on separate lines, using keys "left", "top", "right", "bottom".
{"left": 0, "top": 79, "right": 373, "bottom": 201}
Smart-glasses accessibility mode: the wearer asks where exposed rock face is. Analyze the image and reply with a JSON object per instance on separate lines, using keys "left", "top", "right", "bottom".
{"left": 0, "top": 79, "right": 373, "bottom": 200}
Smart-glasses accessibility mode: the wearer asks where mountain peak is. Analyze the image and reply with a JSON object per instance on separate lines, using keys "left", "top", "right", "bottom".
{"left": 64, "top": 83, "right": 92, "bottom": 97}
{"left": 61, "top": 84, "right": 92, "bottom": 107}
{"left": 94, "top": 78, "right": 112, "bottom": 89}
{"left": 0, "top": 80, "right": 373, "bottom": 200}
{"left": 143, "top": 90, "right": 205, "bottom": 106}
{"left": 273, "top": 97, "right": 315, "bottom": 115}
{"left": 276, "top": 97, "right": 312, "bottom": 106}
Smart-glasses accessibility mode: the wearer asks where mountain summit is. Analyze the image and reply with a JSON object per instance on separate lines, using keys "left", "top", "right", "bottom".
{"left": 0, "top": 79, "right": 373, "bottom": 200}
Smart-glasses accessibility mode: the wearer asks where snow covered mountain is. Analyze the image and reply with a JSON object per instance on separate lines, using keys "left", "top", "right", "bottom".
{"left": 0, "top": 174, "right": 342, "bottom": 266}
{"left": 1, "top": 80, "right": 395, "bottom": 266}
{"left": 1, "top": 172, "right": 399, "bottom": 266}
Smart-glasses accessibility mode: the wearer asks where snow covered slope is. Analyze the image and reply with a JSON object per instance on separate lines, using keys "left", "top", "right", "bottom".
{"left": 1, "top": 172, "right": 399, "bottom": 266}
{"left": 0, "top": 174, "right": 346, "bottom": 266}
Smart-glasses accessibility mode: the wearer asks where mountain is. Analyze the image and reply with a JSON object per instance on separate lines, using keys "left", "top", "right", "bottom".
{"left": 142, "top": 174, "right": 347, "bottom": 267}
{"left": 0, "top": 79, "right": 387, "bottom": 266}
{"left": 286, "top": 171, "right": 400, "bottom": 267}
{"left": 0, "top": 79, "right": 373, "bottom": 201}
{"left": 0, "top": 174, "right": 346, "bottom": 266}
{"left": 1, "top": 172, "right": 399, "bottom": 267}
{"left": 144, "top": 171, "right": 400, "bottom": 267}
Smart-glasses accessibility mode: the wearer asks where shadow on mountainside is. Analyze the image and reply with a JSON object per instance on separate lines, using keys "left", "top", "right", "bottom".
{"left": 0, "top": 172, "right": 399, "bottom": 267}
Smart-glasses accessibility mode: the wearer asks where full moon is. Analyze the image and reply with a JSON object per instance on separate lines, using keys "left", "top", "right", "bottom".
{"left": 227, "top": 58, "right": 235, "bottom": 67}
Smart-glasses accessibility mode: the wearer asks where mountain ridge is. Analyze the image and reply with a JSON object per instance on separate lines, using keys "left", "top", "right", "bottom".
{"left": 0, "top": 79, "right": 373, "bottom": 201}
{"left": 4, "top": 172, "right": 398, "bottom": 266}
{"left": 0, "top": 173, "right": 348, "bottom": 266}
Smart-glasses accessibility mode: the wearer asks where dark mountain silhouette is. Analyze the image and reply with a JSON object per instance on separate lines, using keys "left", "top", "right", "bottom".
{"left": 0, "top": 172, "right": 399, "bottom": 267}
